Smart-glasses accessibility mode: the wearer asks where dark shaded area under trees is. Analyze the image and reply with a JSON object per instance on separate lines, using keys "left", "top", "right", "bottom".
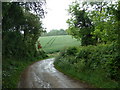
{"left": 2, "top": 2, "right": 48, "bottom": 88}
{"left": 2, "top": 2, "right": 47, "bottom": 59}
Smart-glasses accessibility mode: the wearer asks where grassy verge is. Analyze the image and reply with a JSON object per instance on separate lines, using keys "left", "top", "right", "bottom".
{"left": 54, "top": 64, "right": 118, "bottom": 88}
{"left": 54, "top": 44, "right": 119, "bottom": 88}
{"left": 54, "top": 64, "right": 94, "bottom": 88}
{"left": 2, "top": 57, "right": 49, "bottom": 88}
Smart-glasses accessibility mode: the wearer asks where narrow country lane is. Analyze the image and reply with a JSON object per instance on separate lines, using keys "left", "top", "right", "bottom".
{"left": 18, "top": 58, "right": 88, "bottom": 88}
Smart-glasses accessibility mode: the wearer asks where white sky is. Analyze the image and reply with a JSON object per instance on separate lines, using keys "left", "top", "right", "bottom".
{"left": 42, "top": 0, "right": 76, "bottom": 32}
{"left": 42, "top": 0, "right": 117, "bottom": 32}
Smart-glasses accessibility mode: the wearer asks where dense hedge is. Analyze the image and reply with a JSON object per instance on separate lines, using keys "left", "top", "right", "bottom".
{"left": 54, "top": 43, "right": 120, "bottom": 88}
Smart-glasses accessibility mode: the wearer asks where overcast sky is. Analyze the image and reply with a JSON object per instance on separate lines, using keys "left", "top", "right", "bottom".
{"left": 42, "top": 0, "right": 76, "bottom": 32}
{"left": 42, "top": 0, "right": 117, "bottom": 32}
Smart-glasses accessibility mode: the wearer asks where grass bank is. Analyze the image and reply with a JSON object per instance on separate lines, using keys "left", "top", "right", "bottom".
{"left": 54, "top": 63, "right": 118, "bottom": 88}
{"left": 54, "top": 43, "right": 120, "bottom": 88}
{"left": 2, "top": 56, "right": 49, "bottom": 88}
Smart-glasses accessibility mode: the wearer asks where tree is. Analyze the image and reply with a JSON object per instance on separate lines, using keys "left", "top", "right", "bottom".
{"left": 113, "top": 1, "right": 120, "bottom": 83}
{"left": 42, "top": 29, "right": 67, "bottom": 36}
{"left": 66, "top": 1, "right": 95, "bottom": 46}
{"left": 67, "top": 1, "right": 118, "bottom": 45}
{"left": 114, "top": 1, "right": 120, "bottom": 52}
{"left": 2, "top": 2, "right": 46, "bottom": 59}
{"left": 88, "top": 1, "right": 117, "bottom": 44}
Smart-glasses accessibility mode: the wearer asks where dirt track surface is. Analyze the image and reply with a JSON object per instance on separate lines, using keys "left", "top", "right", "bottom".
{"left": 18, "top": 58, "right": 88, "bottom": 88}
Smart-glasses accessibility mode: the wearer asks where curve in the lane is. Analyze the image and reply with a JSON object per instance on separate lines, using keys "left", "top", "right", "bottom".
{"left": 18, "top": 58, "right": 88, "bottom": 88}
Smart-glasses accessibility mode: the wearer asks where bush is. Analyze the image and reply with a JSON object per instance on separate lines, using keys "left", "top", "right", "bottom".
{"left": 54, "top": 43, "right": 120, "bottom": 88}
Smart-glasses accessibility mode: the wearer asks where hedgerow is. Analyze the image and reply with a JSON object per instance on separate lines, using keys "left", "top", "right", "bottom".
{"left": 54, "top": 43, "right": 120, "bottom": 88}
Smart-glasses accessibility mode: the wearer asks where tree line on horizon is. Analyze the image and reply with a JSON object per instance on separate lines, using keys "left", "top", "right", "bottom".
{"left": 41, "top": 29, "right": 68, "bottom": 36}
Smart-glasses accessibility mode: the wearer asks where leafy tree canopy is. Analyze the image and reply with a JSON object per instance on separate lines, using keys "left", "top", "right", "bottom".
{"left": 2, "top": 1, "right": 46, "bottom": 59}
{"left": 66, "top": 0, "right": 118, "bottom": 45}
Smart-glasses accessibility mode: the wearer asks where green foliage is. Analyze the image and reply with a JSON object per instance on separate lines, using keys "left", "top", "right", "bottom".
{"left": 67, "top": 1, "right": 118, "bottom": 45}
{"left": 114, "top": 1, "right": 120, "bottom": 56}
{"left": 2, "top": 2, "right": 48, "bottom": 88}
{"left": 42, "top": 29, "right": 67, "bottom": 36}
{"left": 55, "top": 1, "right": 120, "bottom": 88}
{"left": 65, "top": 47, "right": 78, "bottom": 56}
{"left": 2, "top": 59, "right": 30, "bottom": 88}
{"left": 54, "top": 43, "right": 120, "bottom": 88}
{"left": 2, "top": 2, "right": 46, "bottom": 59}
{"left": 2, "top": 2, "right": 24, "bottom": 31}
{"left": 2, "top": 31, "right": 24, "bottom": 58}
{"left": 55, "top": 64, "right": 118, "bottom": 88}
{"left": 2, "top": 56, "right": 48, "bottom": 88}
{"left": 67, "top": 1, "right": 95, "bottom": 46}
{"left": 89, "top": 2, "right": 117, "bottom": 44}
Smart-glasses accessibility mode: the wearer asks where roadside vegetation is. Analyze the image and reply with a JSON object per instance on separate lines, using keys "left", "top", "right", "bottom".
{"left": 54, "top": 1, "right": 120, "bottom": 88}
{"left": 3, "top": 54, "right": 47, "bottom": 88}
{"left": 2, "top": 0, "right": 120, "bottom": 89}
{"left": 54, "top": 44, "right": 119, "bottom": 88}
{"left": 2, "top": 2, "right": 80, "bottom": 88}
{"left": 2, "top": 2, "right": 48, "bottom": 88}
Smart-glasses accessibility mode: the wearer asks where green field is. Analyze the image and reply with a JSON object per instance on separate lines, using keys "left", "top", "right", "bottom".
{"left": 38, "top": 35, "right": 81, "bottom": 53}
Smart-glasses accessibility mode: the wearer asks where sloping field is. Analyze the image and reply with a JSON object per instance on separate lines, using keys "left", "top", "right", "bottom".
{"left": 38, "top": 35, "right": 81, "bottom": 53}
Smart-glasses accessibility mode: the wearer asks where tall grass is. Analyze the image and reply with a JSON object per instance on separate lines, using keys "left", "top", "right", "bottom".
{"left": 54, "top": 43, "right": 119, "bottom": 88}
{"left": 2, "top": 56, "right": 48, "bottom": 88}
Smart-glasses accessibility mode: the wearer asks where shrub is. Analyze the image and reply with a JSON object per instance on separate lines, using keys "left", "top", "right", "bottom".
{"left": 54, "top": 43, "right": 120, "bottom": 88}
